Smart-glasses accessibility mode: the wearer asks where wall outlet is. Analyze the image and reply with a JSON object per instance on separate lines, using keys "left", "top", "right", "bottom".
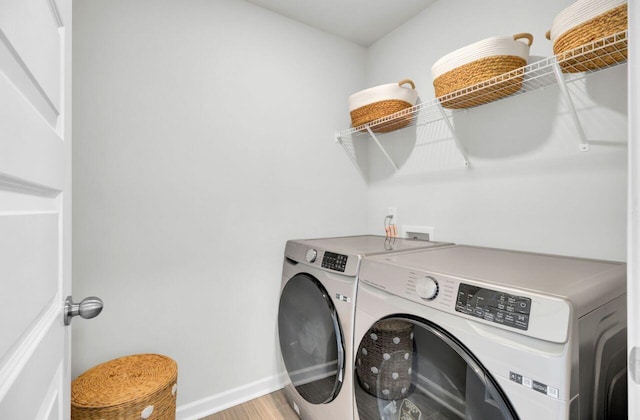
{"left": 402, "top": 225, "right": 435, "bottom": 241}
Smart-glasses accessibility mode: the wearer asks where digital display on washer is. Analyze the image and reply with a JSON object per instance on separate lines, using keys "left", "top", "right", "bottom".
{"left": 455, "top": 283, "right": 531, "bottom": 330}
{"left": 322, "top": 252, "right": 348, "bottom": 272}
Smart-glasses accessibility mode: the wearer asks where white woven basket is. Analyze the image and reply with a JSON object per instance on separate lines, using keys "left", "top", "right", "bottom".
{"left": 348, "top": 79, "right": 418, "bottom": 133}
{"left": 431, "top": 33, "right": 533, "bottom": 109}
{"left": 545, "top": 0, "right": 627, "bottom": 72}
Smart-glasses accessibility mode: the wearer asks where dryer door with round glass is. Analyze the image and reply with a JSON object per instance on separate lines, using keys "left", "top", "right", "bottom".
{"left": 278, "top": 273, "right": 344, "bottom": 404}
{"left": 354, "top": 316, "right": 518, "bottom": 420}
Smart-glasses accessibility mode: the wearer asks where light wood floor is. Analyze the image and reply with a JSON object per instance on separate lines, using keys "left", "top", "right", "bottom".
{"left": 200, "top": 390, "right": 299, "bottom": 420}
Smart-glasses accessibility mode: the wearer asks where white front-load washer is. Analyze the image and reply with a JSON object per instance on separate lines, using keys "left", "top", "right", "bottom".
{"left": 353, "top": 245, "right": 627, "bottom": 420}
{"left": 277, "top": 235, "right": 451, "bottom": 419}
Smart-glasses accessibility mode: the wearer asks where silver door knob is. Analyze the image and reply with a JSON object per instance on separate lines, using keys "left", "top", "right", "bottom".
{"left": 64, "top": 296, "right": 103, "bottom": 326}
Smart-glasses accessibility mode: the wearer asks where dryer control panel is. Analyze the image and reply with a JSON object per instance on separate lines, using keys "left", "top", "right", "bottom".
{"left": 455, "top": 283, "right": 531, "bottom": 330}
{"left": 321, "top": 251, "right": 348, "bottom": 272}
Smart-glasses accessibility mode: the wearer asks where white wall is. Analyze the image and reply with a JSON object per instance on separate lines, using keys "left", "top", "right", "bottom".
{"left": 71, "top": 0, "right": 367, "bottom": 414}
{"left": 364, "top": 0, "right": 628, "bottom": 261}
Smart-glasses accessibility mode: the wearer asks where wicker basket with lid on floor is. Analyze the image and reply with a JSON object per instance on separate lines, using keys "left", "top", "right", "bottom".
{"left": 71, "top": 353, "right": 178, "bottom": 420}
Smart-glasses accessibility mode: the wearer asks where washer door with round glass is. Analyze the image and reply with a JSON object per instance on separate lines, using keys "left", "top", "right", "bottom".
{"left": 354, "top": 317, "right": 518, "bottom": 420}
{"left": 278, "top": 273, "right": 344, "bottom": 404}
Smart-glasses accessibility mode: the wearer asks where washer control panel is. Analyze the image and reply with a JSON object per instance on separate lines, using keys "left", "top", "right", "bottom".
{"left": 455, "top": 283, "right": 532, "bottom": 330}
{"left": 321, "top": 251, "right": 348, "bottom": 272}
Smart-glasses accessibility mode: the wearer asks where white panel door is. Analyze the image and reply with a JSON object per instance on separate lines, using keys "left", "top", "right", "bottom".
{"left": 0, "top": 0, "right": 73, "bottom": 418}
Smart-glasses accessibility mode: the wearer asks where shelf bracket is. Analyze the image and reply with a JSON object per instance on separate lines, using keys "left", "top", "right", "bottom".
{"left": 436, "top": 104, "right": 470, "bottom": 167}
{"left": 335, "top": 132, "right": 366, "bottom": 178}
{"left": 365, "top": 125, "right": 399, "bottom": 171}
{"left": 552, "top": 62, "right": 590, "bottom": 152}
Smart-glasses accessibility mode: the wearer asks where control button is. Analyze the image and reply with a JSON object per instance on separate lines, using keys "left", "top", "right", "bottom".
{"left": 515, "top": 299, "right": 531, "bottom": 314}
{"left": 509, "top": 372, "right": 523, "bottom": 384}
{"left": 532, "top": 381, "right": 547, "bottom": 395}
{"left": 305, "top": 249, "right": 317, "bottom": 263}
{"left": 514, "top": 313, "right": 529, "bottom": 330}
{"left": 416, "top": 276, "right": 439, "bottom": 300}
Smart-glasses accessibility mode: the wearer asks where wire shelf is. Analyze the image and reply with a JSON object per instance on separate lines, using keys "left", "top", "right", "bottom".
{"left": 336, "top": 30, "right": 628, "bottom": 169}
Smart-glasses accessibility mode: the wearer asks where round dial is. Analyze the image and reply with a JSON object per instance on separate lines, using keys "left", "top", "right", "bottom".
{"left": 416, "top": 276, "right": 439, "bottom": 300}
{"left": 305, "top": 248, "right": 317, "bottom": 263}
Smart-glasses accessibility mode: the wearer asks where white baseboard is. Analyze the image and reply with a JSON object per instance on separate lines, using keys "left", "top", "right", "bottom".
{"left": 176, "top": 372, "right": 288, "bottom": 420}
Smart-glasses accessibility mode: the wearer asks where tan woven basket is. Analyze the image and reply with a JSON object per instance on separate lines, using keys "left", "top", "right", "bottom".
{"left": 356, "top": 320, "right": 414, "bottom": 400}
{"left": 71, "top": 354, "right": 178, "bottom": 420}
{"left": 433, "top": 33, "right": 532, "bottom": 109}
{"left": 549, "top": 4, "right": 627, "bottom": 73}
{"left": 349, "top": 79, "right": 417, "bottom": 133}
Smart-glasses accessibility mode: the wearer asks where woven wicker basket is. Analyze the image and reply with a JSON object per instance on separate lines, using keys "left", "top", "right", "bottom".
{"left": 356, "top": 320, "right": 414, "bottom": 400}
{"left": 547, "top": 2, "right": 627, "bottom": 73}
{"left": 348, "top": 79, "right": 418, "bottom": 133}
{"left": 71, "top": 354, "right": 178, "bottom": 420}
{"left": 432, "top": 33, "right": 533, "bottom": 109}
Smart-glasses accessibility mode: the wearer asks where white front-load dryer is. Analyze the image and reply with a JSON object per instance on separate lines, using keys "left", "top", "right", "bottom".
{"left": 353, "top": 245, "right": 627, "bottom": 420}
{"left": 277, "top": 235, "right": 451, "bottom": 419}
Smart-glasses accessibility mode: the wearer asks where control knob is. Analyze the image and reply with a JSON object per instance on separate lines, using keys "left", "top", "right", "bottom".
{"left": 416, "top": 276, "right": 439, "bottom": 300}
{"left": 305, "top": 248, "right": 317, "bottom": 263}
